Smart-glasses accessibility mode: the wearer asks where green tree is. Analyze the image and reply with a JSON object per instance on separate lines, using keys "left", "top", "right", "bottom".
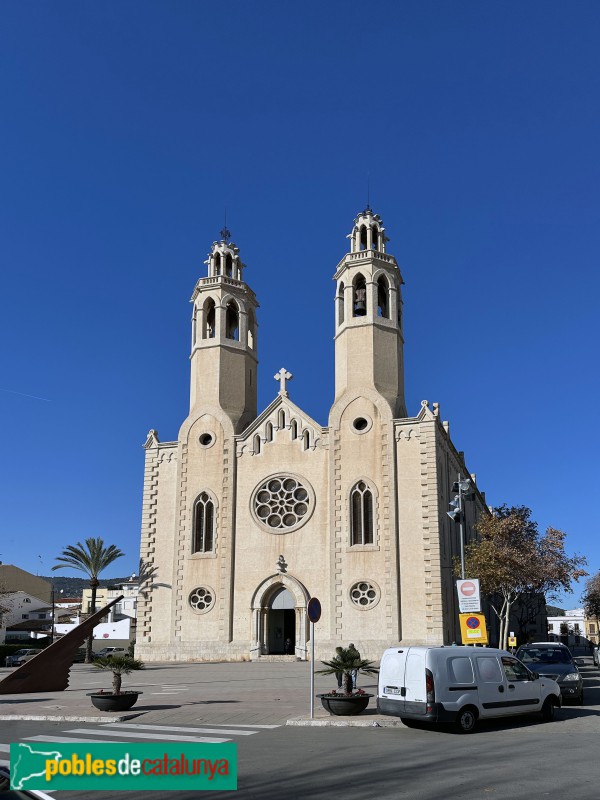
{"left": 582, "top": 571, "right": 600, "bottom": 620}
{"left": 459, "top": 506, "right": 587, "bottom": 650}
{"left": 52, "top": 538, "right": 125, "bottom": 663}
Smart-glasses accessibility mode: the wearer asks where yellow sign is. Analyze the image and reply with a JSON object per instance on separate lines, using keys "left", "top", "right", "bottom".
{"left": 508, "top": 636, "right": 517, "bottom": 648}
{"left": 459, "top": 613, "right": 489, "bottom": 645}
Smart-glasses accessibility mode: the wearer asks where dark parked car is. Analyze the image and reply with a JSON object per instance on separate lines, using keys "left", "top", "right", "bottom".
{"left": 516, "top": 643, "right": 584, "bottom": 704}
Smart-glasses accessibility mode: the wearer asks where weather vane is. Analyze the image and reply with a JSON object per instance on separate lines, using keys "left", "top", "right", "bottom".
{"left": 220, "top": 208, "right": 231, "bottom": 242}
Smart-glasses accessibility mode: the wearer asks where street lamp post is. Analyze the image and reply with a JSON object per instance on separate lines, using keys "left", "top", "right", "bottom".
{"left": 447, "top": 473, "right": 474, "bottom": 579}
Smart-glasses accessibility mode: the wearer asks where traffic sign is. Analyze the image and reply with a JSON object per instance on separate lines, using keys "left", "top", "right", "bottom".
{"left": 456, "top": 579, "right": 481, "bottom": 613}
{"left": 459, "top": 613, "right": 489, "bottom": 644}
{"left": 508, "top": 636, "right": 517, "bottom": 648}
{"left": 307, "top": 597, "right": 321, "bottom": 624}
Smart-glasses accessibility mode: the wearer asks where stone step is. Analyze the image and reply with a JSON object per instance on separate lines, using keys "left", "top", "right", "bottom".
{"left": 257, "top": 655, "right": 299, "bottom": 663}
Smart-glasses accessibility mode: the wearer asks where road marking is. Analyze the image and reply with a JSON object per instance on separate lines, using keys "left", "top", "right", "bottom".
{"left": 0, "top": 743, "right": 10, "bottom": 753}
{"left": 150, "top": 691, "right": 181, "bottom": 695}
{"left": 102, "top": 723, "right": 257, "bottom": 736}
{"left": 62, "top": 729, "right": 231, "bottom": 744}
{"left": 24, "top": 736, "right": 127, "bottom": 744}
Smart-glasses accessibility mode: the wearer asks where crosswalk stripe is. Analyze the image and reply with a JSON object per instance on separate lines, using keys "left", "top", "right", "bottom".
{"left": 196, "top": 723, "right": 281, "bottom": 729}
{"left": 102, "top": 723, "right": 257, "bottom": 736}
{"left": 0, "top": 743, "right": 10, "bottom": 753}
{"left": 24, "top": 736, "right": 125, "bottom": 744}
{"left": 64, "top": 729, "right": 231, "bottom": 744}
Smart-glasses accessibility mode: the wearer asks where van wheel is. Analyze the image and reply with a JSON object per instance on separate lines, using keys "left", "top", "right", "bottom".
{"left": 541, "top": 698, "right": 555, "bottom": 722}
{"left": 455, "top": 706, "right": 477, "bottom": 733}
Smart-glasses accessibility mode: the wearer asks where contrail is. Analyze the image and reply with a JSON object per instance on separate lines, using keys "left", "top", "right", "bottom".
{"left": 0, "top": 388, "right": 51, "bottom": 402}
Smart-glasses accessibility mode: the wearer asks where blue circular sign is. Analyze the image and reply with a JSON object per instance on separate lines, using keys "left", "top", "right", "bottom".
{"left": 307, "top": 597, "right": 321, "bottom": 623}
{"left": 466, "top": 616, "right": 481, "bottom": 629}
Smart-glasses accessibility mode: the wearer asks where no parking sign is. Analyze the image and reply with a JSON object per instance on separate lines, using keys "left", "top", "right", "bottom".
{"left": 459, "top": 613, "right": 488, "bottom": 644}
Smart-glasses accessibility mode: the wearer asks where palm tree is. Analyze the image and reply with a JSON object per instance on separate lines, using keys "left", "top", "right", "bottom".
{"left": 52, "top": 537, "right": 125, "bottom": 663}
{"left": 93, "top": 655, "right": 144, "bottom": 695}
{"left": 317, "top": 645, "right": 379, "bottom": 695}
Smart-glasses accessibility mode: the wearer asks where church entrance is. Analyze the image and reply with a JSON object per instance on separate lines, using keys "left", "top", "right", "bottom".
{"left": 267, "top": 587, "right": 295, "bottom": 655}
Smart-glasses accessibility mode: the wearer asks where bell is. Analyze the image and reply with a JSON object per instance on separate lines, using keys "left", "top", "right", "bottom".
{"left": 354, "top": 288, "right": 367, "bottom": 316}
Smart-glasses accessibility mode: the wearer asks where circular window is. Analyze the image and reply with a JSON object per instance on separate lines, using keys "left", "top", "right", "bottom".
{"left": 349, "top": 580, "right": 380, "bottom": 610}
{"left": 251, "top": 474, "right": 315, "bottom": 534}
{"left": 351, "top": 416, "right": 372, "bottom": 434}
{"left": 189, "top": 586, "right": 215, "bottom": 614}
{"left": 199, "top": 432, "right": 215, "bottom": 448}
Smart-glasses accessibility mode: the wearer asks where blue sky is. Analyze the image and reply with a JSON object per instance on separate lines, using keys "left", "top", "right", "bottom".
{"left": 1, "top": 2, "right": 598, "bottom": 604}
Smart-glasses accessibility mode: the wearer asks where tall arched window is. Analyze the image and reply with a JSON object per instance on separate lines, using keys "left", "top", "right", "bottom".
{"left": 204, "top": 298, "right": 216, "bottom": 339}
{"left": 290, "top": 419, "right": 298, "bottom": 439}
{"left": 214, "top": 253, "right": 221, "bottom": 276}
{"left": 278, "top": 409, "right": 286, "bottom": 429}
{"left": 193, "top": 492, "right": 215, "bottom": 553}
{"left": 225, "top": 300, "right": 239, "bottom": 340}
{"left": 253, "top": 434, "right": 261, "bottom": 454}
{"left": 225, "top": 253, "right": 233, "bottom": 278}
{"left": 350, "top": 482, "right": 374, "bottom": 545}
{"left": 303, "top": 430, "right": 310, "bottom": 450}
{"left": 265, "top": 422, "right": 273, "bottom": 442}
{"left": 353, "top": 274, "right": 367, "bottom": 317}
{"left": 377, "top": 276, "right": 389, "bottom": 318}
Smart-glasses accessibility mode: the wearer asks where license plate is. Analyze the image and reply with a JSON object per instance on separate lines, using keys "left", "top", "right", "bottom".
{"left": 385, "top": 686, "right": 401, "bottom": 695}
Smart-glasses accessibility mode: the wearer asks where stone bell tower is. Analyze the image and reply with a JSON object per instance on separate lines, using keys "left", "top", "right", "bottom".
{"left": 332, "top": 209, "right": 407, "bottom": 417}
{"left": 188, "top": 227, "right": 259, "bottom": 432}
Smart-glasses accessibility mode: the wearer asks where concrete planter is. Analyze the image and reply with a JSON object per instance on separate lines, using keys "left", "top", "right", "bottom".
{"left": 317, "top": 693, "right": 373, "bottom": 716}
{"left": 88, "top": 691, "right": 142, "bottom": 712}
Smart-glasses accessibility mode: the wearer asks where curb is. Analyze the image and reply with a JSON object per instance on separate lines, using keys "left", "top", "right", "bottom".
{"left": 286, "top": 716, "right": 404, "bottom": 728}
{"left": 0, "top": 713, "right": 142, "bottom": 723}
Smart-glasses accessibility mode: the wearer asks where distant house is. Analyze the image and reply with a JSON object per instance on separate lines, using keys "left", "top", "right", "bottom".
{"left": 0, "top": 565, "right": 53, "bottom": 644}
{"left": 547, "top": 608, "right": 586, "bottom": 646}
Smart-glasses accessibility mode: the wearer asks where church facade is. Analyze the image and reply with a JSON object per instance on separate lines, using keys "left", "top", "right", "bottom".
{"left": 137, "top": 210, "right": 488, "bottom": 662}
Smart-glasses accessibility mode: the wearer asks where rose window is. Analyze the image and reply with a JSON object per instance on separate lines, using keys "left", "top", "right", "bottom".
{"left": 251, "top": 475, "right": 314, "bottom": 534}
{"left": 349, "top": 580, "right": 380, "bottom": 609}
{"left": 189, "top": 586, "right": 215, "bottom": 614}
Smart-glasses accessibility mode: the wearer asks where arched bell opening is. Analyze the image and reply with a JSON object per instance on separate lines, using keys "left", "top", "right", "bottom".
{"left": 377, "top": 276, "right": 389, "bottom": 318}
{"left": 204, "top": 298, "right": 216, "bottom": 339}
{"left": 353, "top": 274, "right": 367, "bottom": 317}
{"left": 372, "top": 225, "right": 380, "bottom": 251}
{"left": 225, "top": 300, "right": 239, "bottom": 340}
{"left": 214, "top": 252, "right": 221, "bottom": 277}
{"left": 359, "top": 225, "right": 368, "bottom": 251}
{"left": 337, "top": 282, "right": 345, "bottom": 326}
{"left": 225, "top": 253, "right": 233, "bottom": 278}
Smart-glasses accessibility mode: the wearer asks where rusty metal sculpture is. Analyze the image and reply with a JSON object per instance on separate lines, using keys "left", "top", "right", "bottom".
{"left": 0, "top": 595, "right": 124, "bottom": 694}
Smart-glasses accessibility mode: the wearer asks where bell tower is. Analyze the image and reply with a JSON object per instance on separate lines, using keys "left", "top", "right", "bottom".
{"left": 332, "top": 209, "right": 407, "bottom": 417}
{"left": 188, "top": 228, "right": 259, "bottom": 432}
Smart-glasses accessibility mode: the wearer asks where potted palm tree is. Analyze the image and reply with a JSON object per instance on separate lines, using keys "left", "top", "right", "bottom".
{"left": 88, "top": 655, "right": 144, "bottom": 711}
{"left": 316, "top": 645, "right": 379, "bottom": 716}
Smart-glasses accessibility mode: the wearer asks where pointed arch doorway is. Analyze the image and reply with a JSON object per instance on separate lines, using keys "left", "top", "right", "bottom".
{"left": 268, "top": 587, "right": 295, "bottom": 654}
{"left": 250, "top": 575, "right": 309, "bottom": 660}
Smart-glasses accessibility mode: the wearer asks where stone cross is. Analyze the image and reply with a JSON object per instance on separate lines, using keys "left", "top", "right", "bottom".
{"left": 274, "top": 368, "right": 293, "bottom": 397}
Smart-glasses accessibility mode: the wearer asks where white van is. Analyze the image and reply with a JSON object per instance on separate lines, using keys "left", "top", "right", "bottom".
{"left": 377, "top": 646, "right": 561, "bottom": 732}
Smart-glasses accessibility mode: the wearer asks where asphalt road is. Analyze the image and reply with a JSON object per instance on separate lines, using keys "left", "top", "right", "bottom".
{"left": 3, "top": 661, "right": 599, "bottom": 799}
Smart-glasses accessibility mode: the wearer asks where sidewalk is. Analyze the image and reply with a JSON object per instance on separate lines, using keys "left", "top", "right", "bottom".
{"left": 0, "top": 661, "right": 397, "bottom": 727}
